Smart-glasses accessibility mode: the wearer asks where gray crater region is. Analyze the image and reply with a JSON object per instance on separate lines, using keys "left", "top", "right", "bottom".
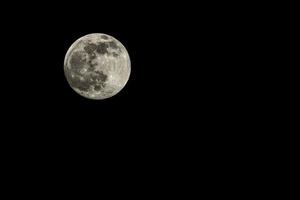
{"left": 64, "top": 33, "right": 131, "bottom": 99}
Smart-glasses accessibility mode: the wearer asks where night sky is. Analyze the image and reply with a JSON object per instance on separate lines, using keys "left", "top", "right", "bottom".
{"left": 0, "top": 1, "right": 259, "bottom": 168}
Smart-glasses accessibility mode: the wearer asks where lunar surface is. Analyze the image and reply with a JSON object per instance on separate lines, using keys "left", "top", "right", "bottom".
{"left": 64, "top": 33, "right": 131, "bottom": 99}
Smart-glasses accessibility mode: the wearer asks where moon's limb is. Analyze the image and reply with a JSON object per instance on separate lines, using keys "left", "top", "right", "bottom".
{"left": 64, "top": 33, "right": 131, "bottom": 99}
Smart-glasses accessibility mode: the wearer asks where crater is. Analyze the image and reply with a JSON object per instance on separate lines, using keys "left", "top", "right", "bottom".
{"left": 101, "top": 35, "right": 109, "bottom": 40}
{"left": 112, "top": 52, "right": 119, "bottom": 57}
{"left": 89, "top": 52, "right": 97, "bottom": 60}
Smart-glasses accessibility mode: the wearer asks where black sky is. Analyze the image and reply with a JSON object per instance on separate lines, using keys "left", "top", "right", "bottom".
{"left": 0, "top": 1, "right": 259, "bottom": 153}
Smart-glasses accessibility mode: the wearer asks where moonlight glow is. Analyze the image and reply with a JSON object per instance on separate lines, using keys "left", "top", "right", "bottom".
{"left": 64, "top": 33, "right": 131, "bottom": 99}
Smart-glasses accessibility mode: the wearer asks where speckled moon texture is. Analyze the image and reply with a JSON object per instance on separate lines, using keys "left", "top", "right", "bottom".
{"left": 64, "top": 33, "right": 131, "bottom": 99}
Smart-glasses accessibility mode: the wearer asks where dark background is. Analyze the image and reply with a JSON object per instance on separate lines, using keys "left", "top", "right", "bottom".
{"left": 0, "top": 1, "right": 262, "bottom": 175}
{"left": 0, "top": 2, "right": 285, "bottom": 195}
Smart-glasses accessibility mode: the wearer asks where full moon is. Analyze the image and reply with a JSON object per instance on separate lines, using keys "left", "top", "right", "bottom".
{"left": 64, "top": 33, "right": 131, "bottom": 100}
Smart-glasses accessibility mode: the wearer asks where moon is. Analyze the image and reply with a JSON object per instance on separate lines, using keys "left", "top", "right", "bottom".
{"left": 64, "top": 33, "right": 131, "bottom": 100}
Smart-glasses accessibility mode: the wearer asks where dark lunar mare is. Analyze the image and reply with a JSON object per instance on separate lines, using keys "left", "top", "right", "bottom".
{"left": 84, "top": 43, "right": 97, "bottom": 54}
{"left": 90, "top": 71, "right": 108, "bottom": 91}
{"left": 84, "top": 40, "right": 120, "bottom": 57}
{"left": 101, "top": 35, "right": 109, "bottom": 40}
{"left": 69, "top": 51, "right": 86, "bottom": 70}
{"left": 83, "top": 44, "right": 98, "bottom": 71}
{"left": 66, "top": 42, "right": 111, "bottom": 93}
{"left": 108, "top": 41, "right": 119, "bottom": 49}
{"left": 96, "top": 42, "right": 109, "bottom": 54}
{"left": 66, "top": 50, "right": 108, "bottom": 92}
{"left": 65, "top": 68, "right": 108, "bottom": 92}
